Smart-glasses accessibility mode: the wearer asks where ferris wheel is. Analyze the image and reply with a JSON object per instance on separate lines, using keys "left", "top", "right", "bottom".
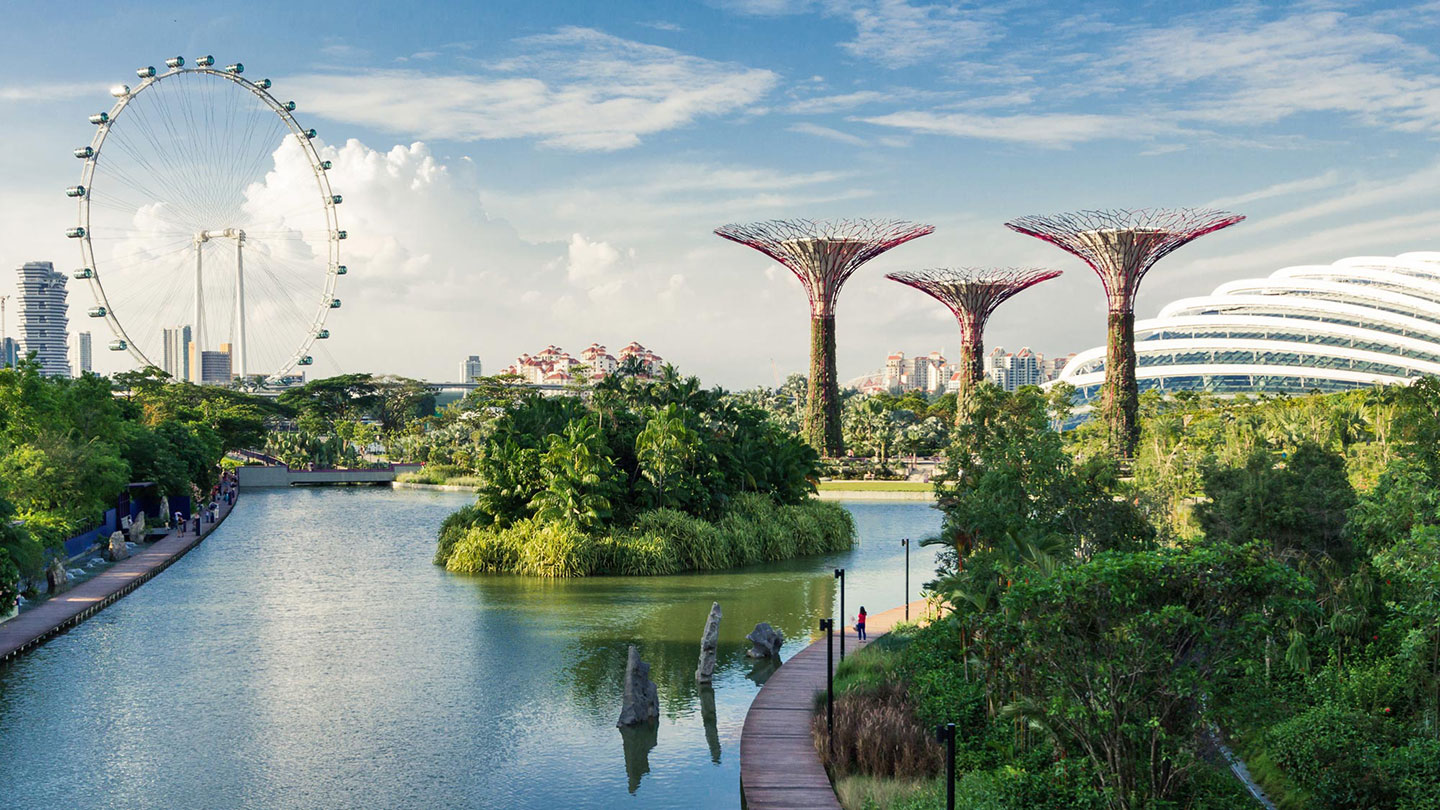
{"left": 68, "top": 55, "right": 345, "bottom": 386}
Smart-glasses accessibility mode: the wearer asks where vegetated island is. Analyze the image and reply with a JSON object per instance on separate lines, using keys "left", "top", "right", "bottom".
{"left": 433, "top": 370, "right": 855, "bottom": 577}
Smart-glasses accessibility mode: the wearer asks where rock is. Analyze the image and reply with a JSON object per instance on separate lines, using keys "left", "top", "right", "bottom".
{"left": 45, "top": 557, "right": 69, "bottom": 594}
{"left": 129, "top": 512, "right": 146, "bottom": 544}
{"left": 695, "top": 601, "right": 722, "bottom": 683}
{"left": 617, "top": 645, "right": 659, "bottom": 727}
{"left": 159, "top": 496, "right": 170, "bottom": 526}
{"left": 105, "top": 531, "right": 130, "bottom": 562}
{"left": 745, "top": 622, "right": 784, "bottom": 659}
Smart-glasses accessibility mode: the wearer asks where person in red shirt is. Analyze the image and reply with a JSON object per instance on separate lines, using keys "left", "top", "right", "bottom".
{"left": 856, "top": 607, "right": 867, "bottom": 641}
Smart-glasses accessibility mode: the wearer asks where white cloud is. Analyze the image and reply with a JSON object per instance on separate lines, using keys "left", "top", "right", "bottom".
{"left": 788, "top": 122, "right": 869, "bottom": 145}
{"left": 1105, "top": 9, "right": 1440, "bottom": 135}
{"left": 284, "top": 27, "right": 777, "bottom": 151}
{"left": 857, "top": 110, "right": 1185, "bottom": 148}
{"left": 840, "top": 0, "right": 993, "bottom": 69}
{"left": 564, "top": 233, "right": 622, "bottom": 286}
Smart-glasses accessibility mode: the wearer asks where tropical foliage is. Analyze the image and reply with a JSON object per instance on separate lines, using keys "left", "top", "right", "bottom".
{"left": 832, "top": 380, "right": 1440, "bottom": 810}
{"left": 0, "top": 361, "right": 272, "bottom": 598}
{"left": 431, "top": 367, "right": 853, "bottom": 576}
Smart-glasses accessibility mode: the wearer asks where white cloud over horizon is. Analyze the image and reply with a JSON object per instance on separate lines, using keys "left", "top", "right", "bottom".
{"left": 283, "top": 27, "right": 778, "bottom": 151}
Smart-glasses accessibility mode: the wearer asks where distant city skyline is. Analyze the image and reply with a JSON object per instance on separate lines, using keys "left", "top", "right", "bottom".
{"left": 3, "top": 3, "right": 1440, "bottom": 388}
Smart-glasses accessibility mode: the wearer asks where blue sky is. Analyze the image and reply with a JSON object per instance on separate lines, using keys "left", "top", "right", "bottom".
{"left": 3, "top": 0, "right": 1440, "bottom": 386}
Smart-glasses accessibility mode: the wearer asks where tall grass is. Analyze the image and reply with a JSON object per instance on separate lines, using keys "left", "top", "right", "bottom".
{"left": 813, "top": 680, "right": 942, "bottom": 780}
{"left": 441, "top": 494, "right": 855, "bottom": 577}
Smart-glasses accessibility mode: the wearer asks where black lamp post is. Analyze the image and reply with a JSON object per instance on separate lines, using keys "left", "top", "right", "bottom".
{"left": 820, "top": 618, "right": 834, "bottom": 753}
{"left": 833, "top": 567, "right": 846, "bottom": 661}
{"left": 901, "top": 538, "right": 910, "bottom": 622}
{"left": 936, "top": 722, "right": 956, "bottom": 810}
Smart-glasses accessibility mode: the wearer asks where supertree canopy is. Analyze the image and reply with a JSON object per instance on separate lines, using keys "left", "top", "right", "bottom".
{"left": 715, "top": 218, "right": 934, "bottom": 456}
{"left": 1006, "top": 208, "right": 1244, "bottom": 456}
{"left": 887, "top": 267, "right": 1061, "bottom": 423}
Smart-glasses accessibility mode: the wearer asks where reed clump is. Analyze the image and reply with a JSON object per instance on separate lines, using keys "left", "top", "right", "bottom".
{"left": 441, "top": 493, "right": 854, "bottom": 577}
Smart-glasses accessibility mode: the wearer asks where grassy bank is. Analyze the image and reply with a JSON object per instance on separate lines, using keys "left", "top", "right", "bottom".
{"left": 817, "top": 481, "right": 932, "bottom": 492}
{"left": 437, "top": 492, "right": 855, "bottom": 577}
{"left": 395, "top": 464, "right": 481, "bottom": 488}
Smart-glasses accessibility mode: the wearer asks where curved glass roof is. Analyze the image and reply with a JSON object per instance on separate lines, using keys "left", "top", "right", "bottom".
{"left": 1053, "top": 252, "right": 1440, "bottom": 405}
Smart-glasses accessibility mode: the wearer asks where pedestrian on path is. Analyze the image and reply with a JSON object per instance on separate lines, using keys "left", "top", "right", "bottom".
{"left": 855, "top": 606, "right": 867, "bottom": 641}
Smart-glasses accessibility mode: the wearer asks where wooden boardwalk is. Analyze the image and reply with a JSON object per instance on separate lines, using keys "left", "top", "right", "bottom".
{"left": 740, "top": 599, "right": 927, "bottom": 809}
{"left": 0, "top": 494, "right": 237, "bottom": 666}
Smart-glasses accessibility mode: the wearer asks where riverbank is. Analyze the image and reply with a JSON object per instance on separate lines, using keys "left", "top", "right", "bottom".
{"left": 0, "top": 495, "right": 237, "bottom": 666}
{"left": 816, "top": 481, "right": 935, "bottom": 501}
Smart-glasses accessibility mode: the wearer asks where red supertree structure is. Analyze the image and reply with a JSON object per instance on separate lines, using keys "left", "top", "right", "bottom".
{"left": 715, "top": 218, "right": 934, "bottom": 456}
{"left": 1005, "top": 208, "right": 1244, "bottom": 457}
{"left": 887, "top": 267, "right": 1061, "bottom": 422}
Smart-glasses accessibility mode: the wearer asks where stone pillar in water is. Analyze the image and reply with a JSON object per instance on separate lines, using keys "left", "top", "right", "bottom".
{"left": 617, "top": 645, "right": 659, "bottom": 727}
{"left": 695, "top": 601, "right": 722, "bottom": 683}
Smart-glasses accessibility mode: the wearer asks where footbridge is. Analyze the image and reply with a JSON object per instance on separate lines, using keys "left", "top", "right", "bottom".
{"left": 236, "top": 462, "right": 423, "bottom": 488}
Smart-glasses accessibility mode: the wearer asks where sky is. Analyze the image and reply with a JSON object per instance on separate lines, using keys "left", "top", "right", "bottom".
{"left": 2, "top": 0, "right": 1440, "bottom": 388}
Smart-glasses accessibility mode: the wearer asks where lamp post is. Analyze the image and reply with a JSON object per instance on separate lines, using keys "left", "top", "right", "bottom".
{"left": 820, "top": 618, "right": 834, "bottom": 754}
{"left": 834, "top": 567, "right": 846, "bottom": 661}
{"left": 901, "top": 538, "right": 910, "bottom": 622}
{"left": 936, "top": 722, "right": 956, "bottom": 810}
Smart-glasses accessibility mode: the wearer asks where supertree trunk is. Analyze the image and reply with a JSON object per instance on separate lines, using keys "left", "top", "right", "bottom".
{"left": 886, "top": 267, "right": 1062, "bottom": 426}
{"left": 955, "top": 321, "right": 984, "bottom": 425}
{"left": 808, "top": 314, "right": 843, "bottom": 455}
{"left": 715, "top": 218, "right": 933, "bottom": 458}
{"left": 1105, "top": 309, "right": 1139, "bottom": 454}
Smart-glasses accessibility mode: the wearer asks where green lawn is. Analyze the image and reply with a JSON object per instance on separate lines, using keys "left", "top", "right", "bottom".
{"left": 817, "top": 480, "right": 932, "bottom": 492}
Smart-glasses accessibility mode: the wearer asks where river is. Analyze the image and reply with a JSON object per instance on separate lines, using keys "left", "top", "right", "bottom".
{"left": 0, "top": 487, "right": 942, "bottom": 809}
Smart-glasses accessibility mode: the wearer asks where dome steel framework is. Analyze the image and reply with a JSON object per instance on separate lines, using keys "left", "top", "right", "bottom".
{"left": 1052, "top": 253, "right": 1440, "bottom": 407}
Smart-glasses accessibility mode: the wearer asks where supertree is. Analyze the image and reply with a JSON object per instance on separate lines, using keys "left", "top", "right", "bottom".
{"left": 887, "top": 267, "right": 1061, "bottom": 423}
{"left": 715, "top": 218, "right": 934, "bottom": 456}
{"left": 1005, "top": 208, "right": 1244, "bottom": 457}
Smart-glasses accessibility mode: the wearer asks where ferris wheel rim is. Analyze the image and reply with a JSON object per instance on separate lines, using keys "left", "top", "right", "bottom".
{"left": 74, "top": 59, "right": 342, "bottom": 385}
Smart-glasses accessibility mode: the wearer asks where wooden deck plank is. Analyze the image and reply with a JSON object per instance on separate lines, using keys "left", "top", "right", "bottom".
{"left": 739, "top": 598, "right": 927, "bottom": 809}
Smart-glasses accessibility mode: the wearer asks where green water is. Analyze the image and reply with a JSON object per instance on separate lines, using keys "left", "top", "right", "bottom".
{"left": 0, "top": 487, "right": 942, "bottom": 809}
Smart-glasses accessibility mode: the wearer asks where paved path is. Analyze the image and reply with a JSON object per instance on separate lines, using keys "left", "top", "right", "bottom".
{"left": 740, "top": 599, "right": 931, "bottom": 809}
{"left": 0, "top": 494, "right": 237, "bottom": 666}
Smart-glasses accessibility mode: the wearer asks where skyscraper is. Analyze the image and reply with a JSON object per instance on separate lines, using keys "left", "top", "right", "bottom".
{"left": 76, "top": 331, "right": 92, "bottom": 374}
{"left": 1, "top": 338, "right": 18, "bottom": 368}
{"left": 162, "top": 325, "right": 191, "bottom": 381}
{"left": 16, "top": 261, "right": 70, "bottom": 378}
{"left": 460, "top": 355, "right": 483, "bottom": 383}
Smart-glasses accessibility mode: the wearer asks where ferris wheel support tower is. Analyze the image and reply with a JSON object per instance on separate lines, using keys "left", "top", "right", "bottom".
{"left": 192, "top": 228, "right": 248, "bottom": 382}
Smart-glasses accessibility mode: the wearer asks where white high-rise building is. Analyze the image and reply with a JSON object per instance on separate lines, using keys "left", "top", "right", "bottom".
{"left": 76, "top": 331, "right": 92, "bottom": 374}
{"left": 162, "top": 325, "right": 191, "bottom": 380}
{"left": 16, "top": 261, "right": 70, "bottom": 378}
{"left": 460, "top": 354, "right": 483, "bottom": 383}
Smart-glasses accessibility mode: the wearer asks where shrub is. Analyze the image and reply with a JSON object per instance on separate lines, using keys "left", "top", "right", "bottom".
{"left": 632, "top": 509, "right": 727, "bottom": 570}
{"left": 435, "top": 502, "right": 491, "bottom": 564}
{"left": 1265, "top": 702, "right": 1400, "bottom": 809}
{"left": 515, "top": 520, "right": 596, "bottom": 578}
{"left": 1383, "top": 738, "right": 1440, "bottom": 810}
{"left": 443, "top": 493, "right": 855, "bottom": 577}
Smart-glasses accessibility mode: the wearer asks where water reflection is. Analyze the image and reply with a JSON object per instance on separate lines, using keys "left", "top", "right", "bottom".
{"left": 619, "top": 722, "right": 659, "bottom": 793}
{"left": 699, "top": 684, "right": 721, "bottom": 763}
{"left": 0, "top": 489, "right": 942, "bottom": 810}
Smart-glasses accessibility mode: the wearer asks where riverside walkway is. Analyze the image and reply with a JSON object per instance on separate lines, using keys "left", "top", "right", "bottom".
{"left": 0, "top": 495, "right": 237, "bottom": 666}
{"left": 740, "top": 598, "right": 930, "bottom": 809}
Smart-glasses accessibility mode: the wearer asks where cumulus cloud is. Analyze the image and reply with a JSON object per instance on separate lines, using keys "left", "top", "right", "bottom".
{"left": 283, "top": 27, "right": 777, "bottom": 151}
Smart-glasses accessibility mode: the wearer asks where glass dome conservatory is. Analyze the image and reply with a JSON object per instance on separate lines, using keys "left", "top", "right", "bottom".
{"left": 1053, "top": 252, "right": 1440, "bottom": 408}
